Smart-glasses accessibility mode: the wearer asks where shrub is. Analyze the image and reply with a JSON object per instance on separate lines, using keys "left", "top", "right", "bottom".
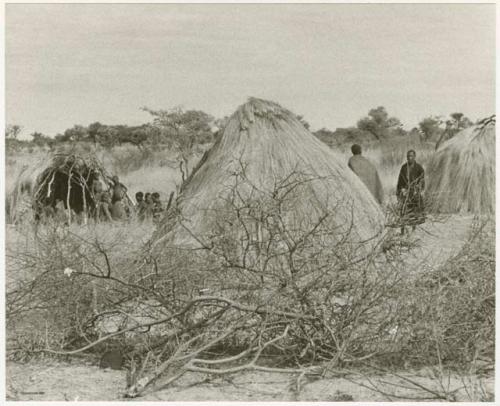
{"left": 395, "top": 219, "right": 494, "bottom": 370}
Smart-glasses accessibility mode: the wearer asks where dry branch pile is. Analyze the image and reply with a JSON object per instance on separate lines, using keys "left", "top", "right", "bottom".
{"left": 425, "top": 116, "right": 495, "bottom": 214}
{"left": 7, "top": 173, "right": 403, "bottom": 398}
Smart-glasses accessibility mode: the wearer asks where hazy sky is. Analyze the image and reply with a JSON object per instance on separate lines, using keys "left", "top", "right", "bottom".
{"left": 5, "top": 3, "right": 496, "bottom": 138}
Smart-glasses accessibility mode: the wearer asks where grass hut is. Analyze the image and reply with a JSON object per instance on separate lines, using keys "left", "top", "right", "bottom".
{"left": 8, "top": 153, "right": 124, "bottom": 224}
{"left": 154, "top": 98, "right": 385, "bottom": 250}
{"left": 425, "top": 115, "right": 495, "bottom": 215}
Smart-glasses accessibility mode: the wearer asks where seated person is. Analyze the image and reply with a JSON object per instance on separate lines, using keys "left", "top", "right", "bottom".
{"left": 152, "top": 192, "right": 164, "bottom": 222}
{"left": 143, "top": 193, "right": 154, "bottom": 220}
{"left": 135, "top": 191, "right": 147, "bottom": 221}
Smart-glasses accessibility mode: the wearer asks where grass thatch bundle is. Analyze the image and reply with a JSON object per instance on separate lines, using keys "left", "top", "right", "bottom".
{"left": 8, "top": 153, "right": 122, "bottom": 224}
{"left": 425, "top": 116, "right": 495, "bottom": 215}
{"left": 6, "top": 155, "right": 48, "bottom": 224}
{"left": 155, "top": 98, "right": 385, "bottom": 248}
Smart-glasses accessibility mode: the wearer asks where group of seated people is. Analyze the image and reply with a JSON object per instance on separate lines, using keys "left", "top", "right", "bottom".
{"left": 134, "top": 191, "right": 164, "bottom": 222}
{"left": 94, "top": 176, "right": 165, "bottom": 224}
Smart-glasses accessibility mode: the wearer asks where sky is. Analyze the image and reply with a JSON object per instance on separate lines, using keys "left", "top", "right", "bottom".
{"left": 5, "top": 3, "right": 496, "bottom": 138}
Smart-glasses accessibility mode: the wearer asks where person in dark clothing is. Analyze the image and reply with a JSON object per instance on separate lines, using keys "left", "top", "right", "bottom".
{"left": 397, "top": 150, "right": 425, "bottom": 235}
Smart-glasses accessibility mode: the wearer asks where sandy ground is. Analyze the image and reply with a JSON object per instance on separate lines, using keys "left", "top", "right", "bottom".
{"left": 6, "top": 359, "right": 494, "bottom": 402}
{"left": 396, "top": 214, "right": 474, "bottom": 273}
{"left": 6, "top": 214, "right": 493, "bottom": 402}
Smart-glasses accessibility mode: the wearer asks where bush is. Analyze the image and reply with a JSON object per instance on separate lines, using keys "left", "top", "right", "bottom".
{"left": 394, "top": 219, "right": 494, "bottom": 370}
{"left": 6, "top": 222, "right": 153, "bottom": 357}
{"left": 6, "top": 168, "right": 494, "bottom": 399}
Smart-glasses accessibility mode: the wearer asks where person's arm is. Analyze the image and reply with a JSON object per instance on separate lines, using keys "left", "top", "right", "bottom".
{"left": 396, "top": 165, "right": 405, "bottom": 196}
{"left": 416, "top": 165, "right": 425, "bottom": 191}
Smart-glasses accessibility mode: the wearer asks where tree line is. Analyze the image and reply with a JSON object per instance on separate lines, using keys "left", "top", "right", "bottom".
{"left": 6, "top": 106, "right": 475, "bottom": 152}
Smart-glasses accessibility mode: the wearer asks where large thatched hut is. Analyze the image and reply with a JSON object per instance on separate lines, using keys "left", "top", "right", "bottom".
{"left": 425, "top": 116, "right": 495, "bottom": 215}
{"left": 154, "top": 98, "right": 385, "bottom": 250}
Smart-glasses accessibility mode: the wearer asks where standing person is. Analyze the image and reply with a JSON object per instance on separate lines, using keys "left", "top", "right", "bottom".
{"left": 111, "top": 175, "right": 127, "bottom": 204}
{"left": 109, "top": 175, "right": 128, "bottom": 221}
{"left": 91, "top": 172, "right": 104, "bottom": 222}
{"left": 348, "top": 144, "right": 384, "bottom": 204}
{"left": 397, "top": 150, "right": 425, "bottom": 235}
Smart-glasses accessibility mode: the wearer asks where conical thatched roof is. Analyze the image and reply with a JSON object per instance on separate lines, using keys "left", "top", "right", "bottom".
{"left": 425, "top": 116, "right": 495, "bottom": 214}
{"left": 155, "top": 98, "right": 385, "bottom": 248}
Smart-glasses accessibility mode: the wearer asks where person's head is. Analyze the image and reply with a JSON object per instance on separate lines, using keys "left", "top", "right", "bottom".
{"left": 112, "top": 175, "right": 119, "bottom": 184}
{"left": 152, "top": 192, "right": 160, "bottom": 202}
{"left": 145, "top": 192, "right": 152, "bottom": 203}
{"left": 407, "top": 150, "right": 416, "bottom": 165}
{"left": 135, "top": 191, "right": 144, "bottom": 202}
{"left": 351, "top": 144, "right": 362, "bottom": 155}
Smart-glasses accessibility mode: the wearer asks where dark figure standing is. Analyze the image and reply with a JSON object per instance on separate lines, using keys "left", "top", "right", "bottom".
{"left": 397, "top": 150, "right": 425, "bottom": 235}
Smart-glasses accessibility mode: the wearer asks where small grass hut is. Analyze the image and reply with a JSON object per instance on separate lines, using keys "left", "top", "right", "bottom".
{"left": 425, "top": 115, "right": 495, "bottom": 215}
{"left": 8, "top": 153, "right": 124, "bottom": 224}
{"left": 154, "top": 98, "right": 385, "bottom": 249}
